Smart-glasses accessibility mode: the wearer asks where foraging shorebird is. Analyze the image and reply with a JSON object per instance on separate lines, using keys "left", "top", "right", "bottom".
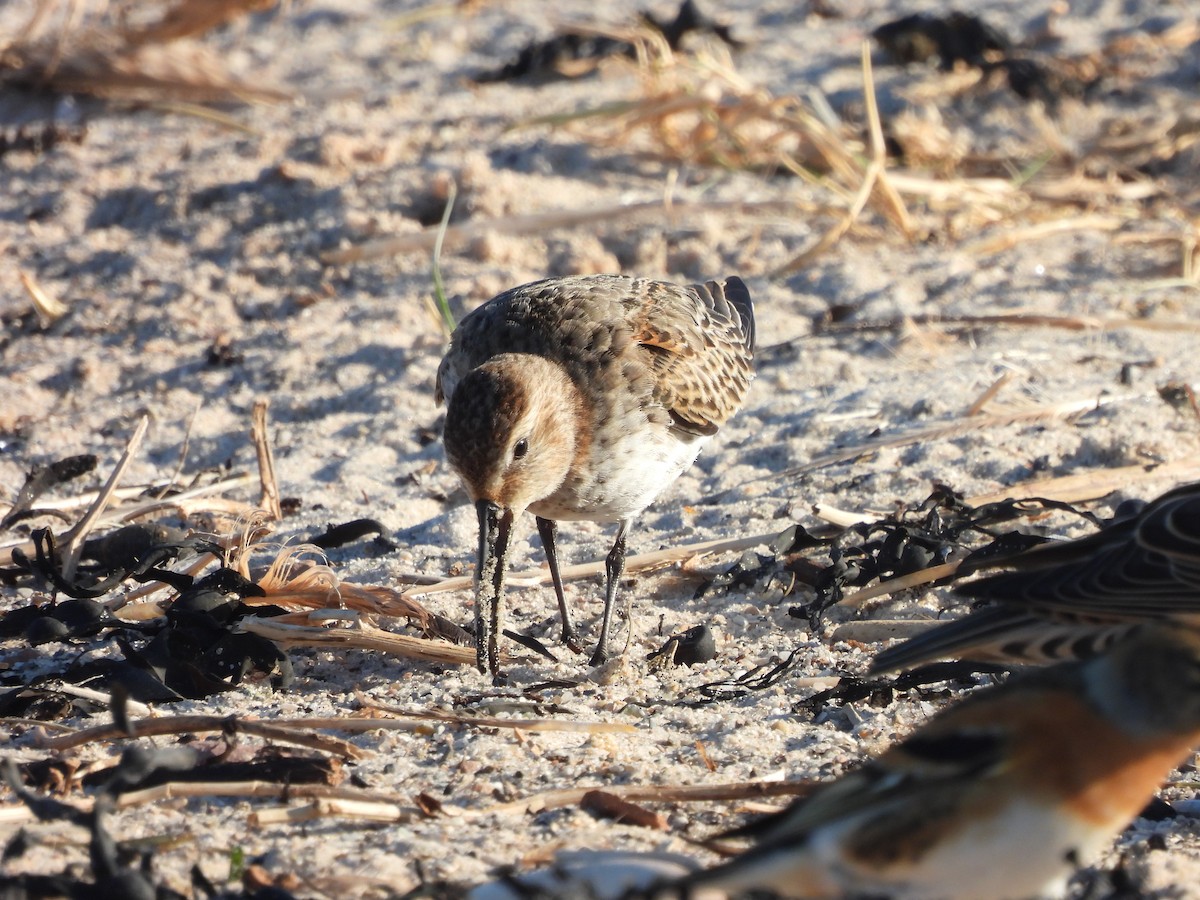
{"left": 669, "top": 624, "right": 1200, "bottom": 899}
{"left": 871, "top": 481, "right": 1200, "bottom": 674}
{"left": 436, "top": 274, "right": 755, "bottom": 677}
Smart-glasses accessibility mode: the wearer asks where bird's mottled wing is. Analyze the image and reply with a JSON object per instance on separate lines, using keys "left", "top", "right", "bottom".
{"left": 630, "top": 276, "right": 755, "bottom": 437}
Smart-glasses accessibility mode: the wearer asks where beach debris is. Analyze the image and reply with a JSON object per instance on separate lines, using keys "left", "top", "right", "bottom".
{"left": 647, "top": 623, "right": 717, "bottom": 668}
{"left": 795, "top": 485, "right": 1099, "bottom": 628}
{"left": 871, "top": 10, "right": 1095, "bottom": 109}
{"left": 473, "top": 0, "right": 740, "bottom": 84}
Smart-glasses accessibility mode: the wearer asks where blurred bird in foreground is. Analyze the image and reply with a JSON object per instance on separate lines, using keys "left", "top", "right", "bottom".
{"left": 666, "top": 624, "right": 1200, "bottom": 899}
{"left": 871, "top": 481, "right": 1200, "bottom": 675}
{"left": 437, "top": 274, "right": 754, "bottom": 677}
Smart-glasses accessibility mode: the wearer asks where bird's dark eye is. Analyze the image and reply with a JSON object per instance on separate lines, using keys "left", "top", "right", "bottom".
{"left": 513, "top": 438, "right": 529, "bottom": 459}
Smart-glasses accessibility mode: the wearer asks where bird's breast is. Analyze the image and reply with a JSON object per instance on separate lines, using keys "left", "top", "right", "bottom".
{"left": 529, "top": 426, "right": 708, "bottom": 522}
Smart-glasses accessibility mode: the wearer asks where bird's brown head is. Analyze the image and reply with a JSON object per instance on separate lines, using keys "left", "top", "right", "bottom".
{"left": 442, "top": 354, "right": 584, "bottom": 516}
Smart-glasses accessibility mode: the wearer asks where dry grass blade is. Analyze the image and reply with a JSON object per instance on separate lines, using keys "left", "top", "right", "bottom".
{"left": 773, "top": 42, "right": 910, "bottom": 276}
{"left": 966, "top": 371, "right": 1015, "bottom": 415}
{"left": 19, "top": 269, "right": 69, "bottom": 326}
{"left": 858, "top": 41, "right": 911, "bottom": 237}
{"left": 3, "top": 0, "right": 289, "bottom": 105}
{"left": 60, "top": 415, "right": 149, "bottom": 583}
{"left": 235, "top": 543, "right": 438, "bottom": 625}
{"left": 238, "top": 616, "right": 479, "bottom": 666}
{"left": 967, "top": 215, "right": 1126, "bottom": 255}
{"left": 124, "top": 0, "right": 278, "bottom": 45}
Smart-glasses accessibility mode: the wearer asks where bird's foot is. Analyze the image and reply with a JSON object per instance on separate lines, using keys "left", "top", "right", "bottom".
{"left": 562, "top": 628, "right": 585, "bottom": 655}
{"left": 588, "top": 644, "right": 613, "bottom": 667}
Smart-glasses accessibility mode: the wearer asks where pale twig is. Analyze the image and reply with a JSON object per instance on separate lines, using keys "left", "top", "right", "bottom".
{"left": 61, "top": 416, "right": 149, "bottom": 583}
{"left": 251, "top": 797, "right": 412, "bottom": 826}
{"left": 251, "top": 398, "right": 282, "bottom": 521}
{"left": 966, "top": 215, "right": 1126, "bottom": 255}
{"left": 237, "top": 617, "right": 479, "bottom": 666}
{"left": 19, "top": 270, "right": 69, "bottom": 326}
{"left": 965, "top": 371, "right": 1014, "bottom": 416}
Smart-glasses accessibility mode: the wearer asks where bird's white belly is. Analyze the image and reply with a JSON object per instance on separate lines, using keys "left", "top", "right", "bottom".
{"left": 808, "top": 797, "right": 1107, "bottom": 900}
{"left": 530, "top": 430, "right": 709, "bottom": 523}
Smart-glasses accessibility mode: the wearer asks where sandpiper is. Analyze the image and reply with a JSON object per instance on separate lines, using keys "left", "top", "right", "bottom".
{"left": 436, "top": 274, "right": 755, "bottom": 677}
{"left": 670, "top": 624, "right": 1200, "bottom": 899}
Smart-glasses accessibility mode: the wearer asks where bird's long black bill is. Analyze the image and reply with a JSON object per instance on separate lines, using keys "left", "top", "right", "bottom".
{"left": 475, "top": 499, "right": 514, "bottom": 677}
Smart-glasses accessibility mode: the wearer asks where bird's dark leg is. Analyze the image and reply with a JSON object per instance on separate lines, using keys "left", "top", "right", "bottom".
{"left": 536, "top": 516, "right": 583, "bottom": 653}
{"left": 590, "top": 519, "right": 630, "bottom": 666}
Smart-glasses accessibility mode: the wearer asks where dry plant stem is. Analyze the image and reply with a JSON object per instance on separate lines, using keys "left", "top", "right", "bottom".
{"left": 406, "top": 532, "right": 774, "bottom": 599}
{"left": 237, "top": 617, "right": 480, "bottom": 666}
{"left": 119, "top": 780, "right": 414, "bottom": 810}
{"left": 40, "top": 681, "right": 153, "bottom": 718}
{"left": 251, "top": 797, "right": 410, "bottom": 826}
{"left": 0, "top": 783, "right": 428, "bottom": 829}
{"left": 19, "top": 269, "right": 69, "bottom": 325}
{"left": 967, "top": 215, "right": 1126, "bottom": 255}
{"left": 60, "top": 415, "right": 149, "bottom": 583}
{"left": 859, "top": 41, "right": 911, "bottom": 236}
{"left": 772, "top": 43, "right": 909, "bottom": 276}
{"left": 38, "top": 714, "right": 367, "bottom": 760}
{"left": 966, "top": 371, "right": 1014, "bottom": 416}
{"left": 158, "top": 399, "right": 202, "bottom": 501}
{"left": 145, "top": 101, "right": 263, "bottom": 134}
{"left": 838, "top": 562, "right": 960, "bottom": 608}
{"left": 251, "top": 398, "right": 283, "bottom": 521}
{"left": 964, "top": 458, "right": 1200, "bottom": 507}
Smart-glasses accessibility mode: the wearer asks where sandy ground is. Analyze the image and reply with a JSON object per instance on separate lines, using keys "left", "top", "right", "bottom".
{"left": 3, "top": 0, "right": 1200, "bottom": 896}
